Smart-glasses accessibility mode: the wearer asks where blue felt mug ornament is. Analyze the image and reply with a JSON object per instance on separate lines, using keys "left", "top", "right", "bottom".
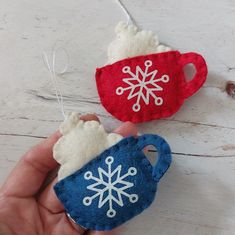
{"left": 54, "top": 134, "right": 172, "bottom": 231}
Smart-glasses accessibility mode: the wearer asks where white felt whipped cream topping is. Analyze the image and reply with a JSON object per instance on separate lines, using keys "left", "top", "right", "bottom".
{"left": 53, "top": 112, "right": 123, "bottom": 180}
{"left": 107, "top": 21, "right": 171, "bottom": 64}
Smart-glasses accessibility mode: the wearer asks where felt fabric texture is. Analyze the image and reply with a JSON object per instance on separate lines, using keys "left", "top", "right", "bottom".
{"left": 107, "top": 22, "right": 171, "bottom": 64}
{"left": 53, "top": 112, "right": 123, "bottom": 180}
{"left": 54, "top": 134, "right": 172, "bottom": 231}
{"left": 96, "top": 51, "right": 207, "bottom": 123}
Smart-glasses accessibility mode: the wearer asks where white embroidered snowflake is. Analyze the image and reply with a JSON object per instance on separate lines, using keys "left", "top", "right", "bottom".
{"left": 83, "top": 156, "right": 138, "bottom": 218}
{"left": 116, "top": 60, "right": 170, "bottom": 112}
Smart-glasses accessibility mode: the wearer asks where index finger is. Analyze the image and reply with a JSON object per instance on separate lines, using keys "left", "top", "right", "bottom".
{"left": 0, "top": 131, "right": 61, "bottom": 197}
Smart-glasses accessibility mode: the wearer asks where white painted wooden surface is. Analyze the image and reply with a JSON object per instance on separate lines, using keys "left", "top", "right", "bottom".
{"left": 0, "top": 0, "right": 235, "bottom": 234}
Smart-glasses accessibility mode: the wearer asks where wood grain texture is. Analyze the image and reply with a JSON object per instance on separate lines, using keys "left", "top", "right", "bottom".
{"left": 0, "top": 0, "right": 235, "bottom": 234}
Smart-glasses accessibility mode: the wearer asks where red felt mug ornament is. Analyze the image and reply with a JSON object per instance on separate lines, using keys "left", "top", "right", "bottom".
{"left": 96, "top": 50, "right": 207, "bottom": 123}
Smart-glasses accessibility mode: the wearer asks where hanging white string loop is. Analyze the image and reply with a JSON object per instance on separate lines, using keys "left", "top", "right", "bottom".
{"left": 42, "top": 1, "right": 136, "bottom": 120}
{"left": 42, "top": 47, "right": 69, "bottom": 119}
{"left": 116, "top": 0, "right": 137, "bottom": 27}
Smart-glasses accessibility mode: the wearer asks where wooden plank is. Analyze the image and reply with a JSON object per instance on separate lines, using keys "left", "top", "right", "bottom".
{"left": 121, "top": 152, "right": 235, "bottom": 235}
{"left": 28, "top": 76, "right": 235, "bottom": 129}
{"left": 0, "top": 100, "right": 234, "bottom": 157}
{"left": 0, "top": 135, "right": 40, "bottom": 185}
{"left": 0, "top": 0, "right": 235, "bottom": 234}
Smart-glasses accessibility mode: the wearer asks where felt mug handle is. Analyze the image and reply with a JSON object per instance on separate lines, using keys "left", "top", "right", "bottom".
{"left": 180, "top": 52, "right": 207, "bottom": 99}
{"left": 137, "top": 134, "right": 172, "bottom": 182}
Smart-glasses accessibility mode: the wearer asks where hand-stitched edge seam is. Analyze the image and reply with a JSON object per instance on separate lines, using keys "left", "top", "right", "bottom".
{"left": 65, "top": 193, "right": 155, "bottom": 231}
{"left": 117, "top": 106, "right": 181, "bottom": 122}
{"left": 98, "top": 96, "right": 184, "bottom": 123}
{"left": 61, "top": 188, "right": 155, "bottom": 230}
{"left": 96, "top": 76, "right": 185, "bottom": 123}
{"left": 56, "top": 136, "right": 158, "bottom": 230}
{"left": 96, "top": 51, "right": 179, "bottom": 70}
{"left": 95, "top": 51, "right": 187, "bottom": 122}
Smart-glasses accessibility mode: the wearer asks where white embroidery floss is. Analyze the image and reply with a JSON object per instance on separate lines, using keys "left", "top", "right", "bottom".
{"left": 42, "top": 47, "right": 70, "bottom": 119}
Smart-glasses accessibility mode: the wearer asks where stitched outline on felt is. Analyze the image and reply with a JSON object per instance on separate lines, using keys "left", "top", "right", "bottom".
{"left": 54, "top": 136, "right": 169, "bottom": 230}
{"left": 95, "top": 51, "right": 207, "bottom": 123}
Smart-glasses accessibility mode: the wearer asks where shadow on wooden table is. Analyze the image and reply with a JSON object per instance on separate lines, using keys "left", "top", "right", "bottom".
{"left": 120, "top": 156, "right": 234, "bottom": 235}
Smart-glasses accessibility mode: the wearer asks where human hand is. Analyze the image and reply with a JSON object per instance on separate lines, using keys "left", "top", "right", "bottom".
{"left": 0, "top": 114, "right": 138, "bottom": 235}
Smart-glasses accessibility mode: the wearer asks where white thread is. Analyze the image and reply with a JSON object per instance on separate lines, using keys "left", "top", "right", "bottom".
{"left": 42, "top": 1, "right": 135, "bottom": 119}
{"left": 115, "top": 0, "right": 137, "bottom": 26}
{"left": 42, "top": 47, "right": 69, "bottom": 119}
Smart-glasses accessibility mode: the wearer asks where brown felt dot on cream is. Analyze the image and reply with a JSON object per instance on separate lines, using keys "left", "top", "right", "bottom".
{"left": 225, "top": 81, "right": 235, "bottom": 99}
{"left": 80, "top": 114, "right": 100, "bottom": 122}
